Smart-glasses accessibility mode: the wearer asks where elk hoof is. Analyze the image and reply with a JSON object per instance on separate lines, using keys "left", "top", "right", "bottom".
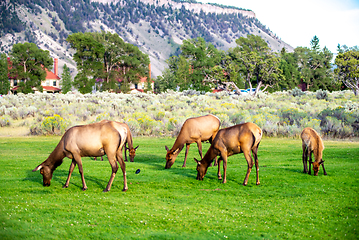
{"left": 103, "top": 189, "right": 110, "bottom": 192}
{"left": 62, "top": 185, "right": 68, "bottom": 189}
{"left": 82, "top": 187, "right": 87, "bottom": 191}
{"left": 243, "top": 183, "right": 247, "bottom": 186}
{"left": 122, "top": 188, "right": 128, "bottom": 192}
{"left": 256, "top": 182, "right": 260, "bottom": 185}
{"left": 324, "top": 173, "right": 327, "bottom": 175}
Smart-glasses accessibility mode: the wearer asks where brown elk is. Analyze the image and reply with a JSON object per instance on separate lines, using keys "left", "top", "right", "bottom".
{"left": 301, "top": 127, "right": 327, "bottom": 176}
{"left": 195, "top": 122, "right": 262, "bottom": 186}
{"left": 165, "top": 114, "right": 220, "bottom": 169}
{"left": 33, "top": 120, "right": 128, "bottom": 192}
{"left": 94, "top": 122, "right": 139, "bottom": 162}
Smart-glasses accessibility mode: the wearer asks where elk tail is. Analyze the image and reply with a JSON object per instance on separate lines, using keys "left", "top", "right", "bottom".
{"left": 252, "top": 127, "right": 262, "bottom": 149}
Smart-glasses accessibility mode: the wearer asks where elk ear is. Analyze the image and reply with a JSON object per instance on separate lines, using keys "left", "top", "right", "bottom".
{"left": 194, "top": 158, "right": 200, "bottom": 165}
{"left": 165, "top": 146, "right": 169, "bottom": 151}
{"left": 33, "top": 164, "right": 43, "bottom": 172}
{"left": 319, "top": 160, "right": 325, "bottom": 165}
{"left": 134, "top": 145, "right": 139, "bottom": 150}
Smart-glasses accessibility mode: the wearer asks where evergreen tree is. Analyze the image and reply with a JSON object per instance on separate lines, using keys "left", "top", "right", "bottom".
{"left": 295, "top": 36, "right": 335, "bottom": 91}
{"left": 0, "top": 53, "right": 10, "bottom": 95}
{"left": 61, "top": 64, "right": 72, "bottom": 94}
{"left": 277, "top": 48, "right": 301, "bottom": 91}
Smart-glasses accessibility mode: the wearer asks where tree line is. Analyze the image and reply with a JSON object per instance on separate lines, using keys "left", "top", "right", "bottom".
{"left": 0, "top": 33, "right": 358, "bottom": 96}
{"left": 155, "top": 35, "right": 359, "bottom": 96}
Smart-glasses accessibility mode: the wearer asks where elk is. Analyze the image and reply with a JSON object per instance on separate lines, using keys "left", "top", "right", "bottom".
{"left": 301, "top": 127, "right": 327, "bottom": 176}
{"left": 165, "top": 114, "right": 220, "bottom": 169}
{"left": 195, "top": 122, "right": 262, "bottom": 186}
{"left": 94, "top": 122, "right": 139, "bottom": 162}
{"left": 33, "top": 120, "right": 128, "bottom": 192}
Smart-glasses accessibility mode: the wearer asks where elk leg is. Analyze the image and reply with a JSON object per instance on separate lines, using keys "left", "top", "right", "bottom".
{"left": 302, "top": 145, "right": 308, "bottom": 173}
{"left": 308, "top": 151, "right": 313, "bottom": 175}
{"left": 213, "top": 156, "right": 218, "bottom": 167}
{"left": 243, "top": 151, "right": 254, "bottom": 186}
{"left": 221, "top": 153, "right": 228, "bottom": 184}
{"left": 63, "top": 160, "right": 76, "bottom": 188}
{"left": 322, "top": 163, "right": 327, "bottom": 175}
{"left": 217, "top": 156, "right": 223, "bottom": 180}
{"left": 75, "top": 157, "right": 88, "bottom": 191}
{"left": 104, "top": 154, "right": 119, "bottom": 192}
{"left": 252, "top": 147, "right": 260, "bottom": 185}
{"left": 182, "top": 144, "right": 190, "bottom": 167}
{"left": 124, "top": 144, "right": 128, "bottom": 162}
{"left": 117, "top": 151, "right": 128, "bottom": 192}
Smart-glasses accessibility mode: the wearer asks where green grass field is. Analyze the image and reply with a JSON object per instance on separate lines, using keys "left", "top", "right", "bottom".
{"left": 0, "top": 136, "right": 358, "bottom": 239}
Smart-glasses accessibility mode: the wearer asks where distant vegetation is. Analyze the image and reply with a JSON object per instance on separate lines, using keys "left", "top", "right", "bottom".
{"left": 0, "top": 90, "right": 358, "bottom": 138}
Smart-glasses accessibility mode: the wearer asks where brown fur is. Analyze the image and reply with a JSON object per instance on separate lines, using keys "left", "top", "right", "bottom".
{"left": 195, "top": 122, "right": 262, "bottom": 186}
{"left": 94, "top": 122, "right": 138, "bottom": 162}
{"left": 165, "top": 114, "right": 220, "bottom": 169}
{"left": 301, "top": 127, "right": 327, "bottom": 176}
{"left": 33, "top": 120, "right": 128, "bottom": 192}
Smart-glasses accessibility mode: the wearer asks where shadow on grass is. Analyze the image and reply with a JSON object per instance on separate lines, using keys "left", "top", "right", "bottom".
{"left": 23, "top": 169, "right": 109, "bottom": 191}
{"left": 134, "top": 153, "right": 225, "bottom": 182}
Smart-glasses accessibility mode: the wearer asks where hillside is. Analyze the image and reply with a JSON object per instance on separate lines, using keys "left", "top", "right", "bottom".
{"left": 0, "top": 0, "right": 293, "bottom": 78}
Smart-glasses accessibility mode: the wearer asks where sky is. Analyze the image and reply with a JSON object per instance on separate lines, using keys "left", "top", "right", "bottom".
{"left": 200, "top": 0, "right": 359, "bottom": 54}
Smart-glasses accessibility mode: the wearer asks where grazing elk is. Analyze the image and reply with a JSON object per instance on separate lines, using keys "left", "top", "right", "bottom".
{"left": 195, "top": 122, "right": 262, "bottom": 186}
{"left": 165, "top": 114, "right": 220, "bottom": 169}
{"left": 94, "top": 122, "right": 139, "bottom": 162}
{"left": 33, "top": 120, "right": 129, "bottom": 192}
{"left": 301, "top": 127, "right": 327, "bottom": 176}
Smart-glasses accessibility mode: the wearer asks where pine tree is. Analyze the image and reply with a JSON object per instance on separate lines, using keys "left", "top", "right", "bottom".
{"left": 0, "top": 53, "right": 10, "bottom": 95}
{"left": 61, "top": 64, "right": 72, "bottom": 94}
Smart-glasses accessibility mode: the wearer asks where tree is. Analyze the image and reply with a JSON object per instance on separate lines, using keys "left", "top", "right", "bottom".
{"left": 335, "top": 49, "right": 359, "bottom": 95}
{"left": 229, "top": 34, "right": 283, "bottom": 97}
{"left": 67, "top": 32, "right": 105, "bottom": 94}
{"left": 67, "top": 32, "right": 149, "bottom": 93}
{"left": 117, "top": 40, "right": 150, "bottom": 93}
{"left": 277, "top": 48, "right": 301, "bottom": 91}
{"left": 294, "top": 36, "right": 335, "bottom": 91}
{"left": 179, "top": 37, "right": 222, "bottom": 91}
{"left": 0, "top": 53, "right": 10, "bottom": 95}
{"left": 61, "top": 64, "right": 72, "bottom": 94}
{"left": 9, "top": 43, "right": 53, "bottom": 93}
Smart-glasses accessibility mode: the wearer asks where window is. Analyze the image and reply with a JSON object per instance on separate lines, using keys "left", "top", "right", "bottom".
{"left": 53, "top": 81, "right": 56, "bottom": 86}
{"left": 14, "top": 80, "right": 18, "bottom": 86}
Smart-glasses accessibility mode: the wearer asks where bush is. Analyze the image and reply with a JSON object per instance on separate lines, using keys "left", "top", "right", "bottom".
{"left": 290, "top": 87, "right": 305, "bottom": 97}
{"left": 39, "top": 114, "right": 69, "bottom": 135}
{"left": 0, "top": 115, "right": 11, "bottom": 127}
{"left": 316, "top": 89, "right": 329, "bottom": 101}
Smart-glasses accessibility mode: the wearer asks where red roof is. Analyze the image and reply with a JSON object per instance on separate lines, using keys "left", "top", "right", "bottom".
{"left": 43, "top": 86, "right": 61, "bottom": 91}
{"left": 45, "top": 69, "right": 60, "bottom": 80}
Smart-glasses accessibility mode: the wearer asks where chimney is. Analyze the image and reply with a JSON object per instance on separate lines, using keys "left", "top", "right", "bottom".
{"left": 148, "top": 63, "right": 151, "bottom": 80}
{"left": 54, "top": 58, "right": 58, "bottom": 76}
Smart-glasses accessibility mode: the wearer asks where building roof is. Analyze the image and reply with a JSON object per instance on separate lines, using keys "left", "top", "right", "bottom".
{"left": 45, "top": 68, "right": 60, "bottom": 80}
{"left": 43, "top": 86, "right": 61, "bottom": 92}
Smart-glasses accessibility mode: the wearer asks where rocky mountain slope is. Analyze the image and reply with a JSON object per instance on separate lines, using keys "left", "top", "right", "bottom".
{"left": 0, "top": 0, "right": 293, "bottom": 78}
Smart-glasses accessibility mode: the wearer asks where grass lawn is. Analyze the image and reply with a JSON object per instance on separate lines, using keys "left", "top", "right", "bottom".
{"left": 0, "top": 136, "right": 358, "bottom": 239}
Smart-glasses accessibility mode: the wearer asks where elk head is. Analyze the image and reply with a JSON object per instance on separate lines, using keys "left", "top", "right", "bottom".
{"left": 32, "top": 164, "right": 53, "bottom": 186}
{"left": 126, "top": 145, "right": 139, "bottom": 162}
{"left": 312, "top": 160, "right": 324, "bottom": 176}
{"left": 165, "top": 146, "right": 180, "bottom": 169}
{"left": 194, "top": 158, "right": 208, "bottom": 180}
